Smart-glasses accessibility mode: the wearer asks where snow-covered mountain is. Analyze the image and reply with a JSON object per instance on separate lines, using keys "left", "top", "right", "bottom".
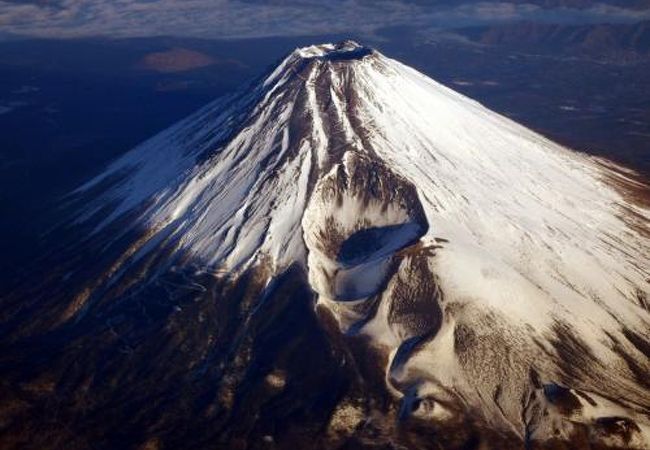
{"left": 3, "top": 41, "right": 649, "bottom": 449}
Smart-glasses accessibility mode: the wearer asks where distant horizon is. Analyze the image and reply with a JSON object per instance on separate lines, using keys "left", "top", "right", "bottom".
{"left": 1, "top": 0, "right": 649, "bottom": 41}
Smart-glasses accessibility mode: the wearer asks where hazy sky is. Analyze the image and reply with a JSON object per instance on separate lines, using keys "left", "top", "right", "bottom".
{"left": 1, "top": 0, "right": 649, "bottom": 40}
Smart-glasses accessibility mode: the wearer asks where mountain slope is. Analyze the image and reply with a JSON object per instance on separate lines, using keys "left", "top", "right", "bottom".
{"left": 2, "top": 41, "right": 649, "bottom": 449}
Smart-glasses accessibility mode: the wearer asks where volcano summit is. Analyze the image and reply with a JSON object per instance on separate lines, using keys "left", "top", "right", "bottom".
{"left": 1, "top": 41, "right": 649, "bottom": 450}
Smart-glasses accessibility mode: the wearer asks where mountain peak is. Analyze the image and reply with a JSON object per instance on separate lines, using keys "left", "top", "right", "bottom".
{"left": 62, "top": 42, "right": 650, "bottom": 448}
{"left": 291, "top": 40, "right": 374, "bottom": 61}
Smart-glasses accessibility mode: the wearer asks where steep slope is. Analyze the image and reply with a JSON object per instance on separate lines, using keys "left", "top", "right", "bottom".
{"left": 2, "top": 41, "right": 649, "bottom": 449}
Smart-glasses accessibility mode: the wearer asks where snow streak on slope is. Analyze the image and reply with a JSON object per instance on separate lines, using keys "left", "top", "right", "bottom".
{"left": 72, "top": 41, "right": 650, "bottom": 447}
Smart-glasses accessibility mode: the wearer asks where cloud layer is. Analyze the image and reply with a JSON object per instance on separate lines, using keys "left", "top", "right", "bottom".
{"left": 0, "top": 0, "right": 649, "bottom": 40}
